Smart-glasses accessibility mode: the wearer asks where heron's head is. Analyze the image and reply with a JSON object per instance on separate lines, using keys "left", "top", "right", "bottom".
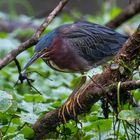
{"left": 22, "top": 30, "right": 57, "bottom": 73}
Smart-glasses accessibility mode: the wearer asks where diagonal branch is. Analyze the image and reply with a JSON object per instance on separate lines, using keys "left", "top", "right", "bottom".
{"left": 32, "top": 78, "right": 140, "bottom": 140}
{"left": 0, "top": 0, "right": 69, "bottom": 70}
{"left": 106, "top": 0, "right": 140, "bottom": 29}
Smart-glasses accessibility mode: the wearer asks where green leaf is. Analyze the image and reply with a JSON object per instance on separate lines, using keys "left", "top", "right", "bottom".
{"left": 118, "top": 110, "right": 138, "bottom": 122}
{"left": 0, "top": 32, "right": 8, "bottom": 38}
{"left": 132, "top": 89, "right": 140, "bottom": 102}
{"left": 110, "top": 7, "right": 121, "bottom": 18}
{"left": 81, "top": 134, "right": 94, "bottom": 140}
{"left": 19, "top": 126, "right": 34, "bottom": 139}
{"left": 58, "top": 121, "right": 78, "bottom": 135}
{"left": 0, "top": 113, "right": 10, "bottom": 125}
{"left": 83, "top": 119, "right": 112, "bottom": 132}
{"left": 70, "top": 76, "right": 82, "bottom": 89}
{"left": 7, "top": 100, "right": 17, "bottom": 113}
{"left": 18, "top": 101, "right": 33, "bottom": 113}
{"left": 1, "top": 126, "right": 17, "bottom": 134}
{"left": 0, "top": 90, "right": 13, "bottom": 99}
{"left": 133, "top": 107, "right": 140, "bottom": 116}
{"left": 11, "top": 134, "right": 24, "bottom": 140}
{"left": 24, "top": 94, "right": 45, "bottom": 102}
{"left": 0, "top": 90, "right": 13, "bottom": 112}
{"left": 17, "top": 112, "right": 38, "bottom": 124}
{"left": 12, "top": 28, "right": 34, "bottom": 39}
{"left": 33, "top": 103, "right": 49, "bottom": 114}
{"left": 2, "top": 132, "right": 18, "bottom": 140}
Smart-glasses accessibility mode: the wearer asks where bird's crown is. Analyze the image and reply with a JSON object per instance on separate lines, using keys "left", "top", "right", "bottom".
{"left": 34, "top": 30, "right": 57, "bottom": 53}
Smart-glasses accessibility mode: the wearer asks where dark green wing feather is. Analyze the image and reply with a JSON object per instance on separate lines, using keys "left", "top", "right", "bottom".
{"left": 60, "top": 21, "right": 128, "bottom": 61}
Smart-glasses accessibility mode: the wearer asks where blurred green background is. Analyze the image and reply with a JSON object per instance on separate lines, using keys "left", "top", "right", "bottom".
{"left": 0, "top": 0, "right": 140, "bottom": 140}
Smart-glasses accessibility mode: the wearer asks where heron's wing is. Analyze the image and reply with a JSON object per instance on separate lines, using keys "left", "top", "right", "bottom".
{"left": 61, "top": 21, "right": 128, "bottom": 61}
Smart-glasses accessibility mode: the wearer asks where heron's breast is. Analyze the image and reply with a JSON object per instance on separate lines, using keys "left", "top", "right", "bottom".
{"left": 43, "top": 58, "right": 71, "bottom": 72}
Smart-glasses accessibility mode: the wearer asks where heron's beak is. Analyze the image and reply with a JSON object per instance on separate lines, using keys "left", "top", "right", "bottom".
{"left": 22, "top": 53, "right": 40, "bottom": 73}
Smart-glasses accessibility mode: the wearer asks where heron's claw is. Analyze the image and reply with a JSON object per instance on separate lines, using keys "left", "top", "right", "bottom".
{"left": 58, "top": 76, "right": 87, "bottom": 123}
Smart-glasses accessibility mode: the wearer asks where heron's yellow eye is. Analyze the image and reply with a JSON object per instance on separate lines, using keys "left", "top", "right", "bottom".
{"left": 39, "top": 48, "right": 47, "bottom": 54}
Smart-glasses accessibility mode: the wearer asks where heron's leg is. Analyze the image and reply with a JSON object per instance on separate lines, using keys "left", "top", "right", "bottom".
{"left": 75, "top": 79, "right": 92, "bottom": 110}
{"left": 88, "top": 75, "right": 104, "bottom": 90}
{"left": 58, "top": 76, "right": 86, "bottom": 123}
{"left": 75, "top": 75, "right": 103, "bottom": 111}
{"left": 70, "top": 75, "right": 104, "bottom": 121}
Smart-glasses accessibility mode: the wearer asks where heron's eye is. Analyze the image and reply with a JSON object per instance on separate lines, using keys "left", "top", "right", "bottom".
{"left": 39, "top": 48, "right": 47, "bottom": 54}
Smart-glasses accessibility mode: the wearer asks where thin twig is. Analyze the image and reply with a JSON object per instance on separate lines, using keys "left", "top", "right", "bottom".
{"left": 26, "top": 79, "right": 42, "bottom": 95}
{"left": 14, "top": 58, "right": 25, "bottom": 84}
{"left": 127, "top": 122, "right": 140, "bottom": 135}
{"left": 3, "top": 116, "right": 14, "bottom": 136}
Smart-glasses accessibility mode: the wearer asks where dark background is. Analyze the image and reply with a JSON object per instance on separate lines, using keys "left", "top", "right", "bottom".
{"left": 0, "top": 0, "right": 131, "bottom": 18}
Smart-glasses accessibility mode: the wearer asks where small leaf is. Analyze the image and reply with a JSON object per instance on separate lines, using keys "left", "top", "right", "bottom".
{"left": 24, "top": 94, "right": 45, "bottom": 102}
{"left": 83, "top": 119, "right": 112, "bottom": 132}
{"left": 0, "top": 90, "right": 13, "bottom": 99}
{"left": 70, "top": 76, "right": 82, "bottom": 89}
{"left": 7, "top": 100, "right": 17, "bottom": 113}
{"left": 81, "top": 134, "right": 94, "bottom": 140}
{"left": 1, "top": 126, "right": 17, "bottom": 134}
{"left": 0, "top": 90, "right": 13, "bottom": 112}
{"left": 19, "top": 126, "right": 34, "bottom": 138}
{"left": 17, "top": 112, "right": 38, "bottom": 124}
{"left": 2, "top": 132, "right": 17, "bottom": 140}
{"left": 118, "top": 110, "right": 138, "bottom": 122}
{"left": 133, "top": 107, "right": 140, "bottom": 116}
{"left": 11, "top": 134, "right": 24, "bottom": 140}
{"left": 0, "top": 32, "right": 8, "bottom": 38}
{"left": 18, "top": 101, "right": 33, "bottom": 113}
{"left": 33, "top": 103, "right": 49, "bottom": 114}
{"left": 110, "top": 7, "right": 121, "bottom": 18}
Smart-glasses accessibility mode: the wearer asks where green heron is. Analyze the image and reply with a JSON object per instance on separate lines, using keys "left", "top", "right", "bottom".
{"left": 23, "top": 21, "right": 128, "bottom": 74}
{"left": 22, "top": 21, "right": 128, "bottom": 122}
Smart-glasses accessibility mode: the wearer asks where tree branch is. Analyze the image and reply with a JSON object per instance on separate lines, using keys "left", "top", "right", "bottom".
{"left": 32, "top": 79, "right": 140, "bottom": 140}
{"left": 0, "top": 0, "right": 69, "bottom": 69}
{"left": 106, "top": 0, "right": 140, "bottom": 29}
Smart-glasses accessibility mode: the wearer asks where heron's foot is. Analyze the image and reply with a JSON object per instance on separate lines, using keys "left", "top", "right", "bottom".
{"left": 58, "top": 95, "right": 82, "bottom": 123}
{"left": 58, "top": 76, "right": 87, "bottom": 123}
{"left": 58, "top": 97, "right": 75, "bottom": 123}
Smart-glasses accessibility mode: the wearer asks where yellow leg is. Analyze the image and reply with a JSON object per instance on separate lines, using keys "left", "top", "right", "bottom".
{"left": 76, "top": 93, "right": 82, "bottom": 109}
{"left": 67, "top": 76, "right": 87, "bottom": 116}
{"left": 75, "top": 75, "right": 104, "bottom": 110}
{"left": 58, "top": 96, "right": 74, "bottom": 123}
{"left": 58, "top": 101, "right": 70, "bottom": 123}
{"left": 61, "top": 104, "right": 67, "bottom": 123}
{"left": 75, "top": 80, "right": 92, "bottom": 109}
{"left": 72, "top": 100, "right": 76, "bottom": 118}
{"left": 58, "top": 76, "right": 87, "bottom": 123}
{"left": 65, "top": 100, "right": 71, "bottom": 115}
